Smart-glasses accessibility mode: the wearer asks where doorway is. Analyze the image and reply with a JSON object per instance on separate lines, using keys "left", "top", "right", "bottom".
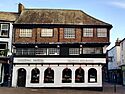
{"left": 17, "top": 68, "right": 26, "bottom": 87}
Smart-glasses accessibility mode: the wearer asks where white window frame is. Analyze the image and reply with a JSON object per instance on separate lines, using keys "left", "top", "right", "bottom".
{"left": 0, "top": 24, "right": 9, "bottom": 37}
{"left": 97, "top": 28, "right": 107, "bottom": 37}
{"left": 69, "top": 48, "right": 79, "bottom": 55}
{"left": 83, "top": 28, "right": 93, "bottom": 37}
{"left": 48, "top": 48, "right": 59, "bottom": 55}
{"left": 64, "top": 28, "right": 75, "bottom": 38}
{"left": 19, "top": 29, "right": 32, "bottom": 37}
{"left": 41, "top": 28, "right": 53, "bottom": 37}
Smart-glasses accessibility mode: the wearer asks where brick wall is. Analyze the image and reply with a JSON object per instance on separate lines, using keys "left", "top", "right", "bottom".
{"left": 13, "top": 27, "right": 109, "bottom": 43}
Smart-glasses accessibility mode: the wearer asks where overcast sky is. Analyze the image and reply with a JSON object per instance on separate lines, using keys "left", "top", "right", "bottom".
{"left": 0, "top": 0, "right": 125, "bottom": 49}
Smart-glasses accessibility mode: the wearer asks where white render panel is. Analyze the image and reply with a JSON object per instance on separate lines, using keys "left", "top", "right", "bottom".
{"left": 12, "top": 64, "right": 103, "bottom": 87}
{"left": 14, "top": 58, "right": 106, "bottom": 64}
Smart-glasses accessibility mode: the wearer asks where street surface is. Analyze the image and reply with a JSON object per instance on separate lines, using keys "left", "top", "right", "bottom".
{"left": 0, "top": 83, "right": 125, "bottom": 94}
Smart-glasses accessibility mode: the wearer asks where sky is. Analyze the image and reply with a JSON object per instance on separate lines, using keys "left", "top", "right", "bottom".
{"left": 0, "top": 0, "right": 125, "bottom": 49}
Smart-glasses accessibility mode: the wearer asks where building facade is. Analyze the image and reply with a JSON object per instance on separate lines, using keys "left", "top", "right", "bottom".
{"left": 108, "top": 39, "right": 122, "bottom": 84}
{"left": 11, "top": 4, "right": 112, "bottom": 89}
{"left": 0, "top": 12, "right": 18, "bottom": 86}
{"left": 119, "top": 38, "right": 125, "bottom": 85}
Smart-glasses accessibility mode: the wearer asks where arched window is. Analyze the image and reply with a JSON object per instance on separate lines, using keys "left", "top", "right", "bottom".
{"left": 44, "top": 67, "right": 54, "bottom": 83}
{"left": 62, "top": 68, "right": 72, "bottom": 83}
{"left": 31, "top": 68, "right": 40, "bottom": 83}
{"left": 88, "top": 68, "right": 97, "bottom": 83}
{"left": 75, "top": 67, "right": 84, "bottom": 83}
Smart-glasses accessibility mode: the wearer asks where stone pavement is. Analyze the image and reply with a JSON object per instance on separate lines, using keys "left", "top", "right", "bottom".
{"left": 0, "top": 83, "right": 125, "bottom": 94}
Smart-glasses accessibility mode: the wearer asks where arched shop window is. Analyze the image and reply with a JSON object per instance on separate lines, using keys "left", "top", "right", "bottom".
{"left": 44, "top": 67, "right": 54, "bottom": 83}
{"left": 88, "top": 68, "right": 97, "bottom": 83}
{"left": 75, "top": 67, "right": 84, "bottom": 83}
{"left": 62, "top": 68, "right": 72, "bottom": 83}
{"left": 31, "top": 68, "right": 40, "bottom": 83}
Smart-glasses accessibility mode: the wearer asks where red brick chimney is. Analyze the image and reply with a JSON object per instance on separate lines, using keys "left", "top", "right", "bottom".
{"left": 18, "top": 3, "right": 25, "bottom": 14}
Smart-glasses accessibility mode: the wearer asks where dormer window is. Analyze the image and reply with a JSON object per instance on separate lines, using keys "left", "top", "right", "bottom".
{"left": 0, "top": 24, "right": 9, "bottom": 37}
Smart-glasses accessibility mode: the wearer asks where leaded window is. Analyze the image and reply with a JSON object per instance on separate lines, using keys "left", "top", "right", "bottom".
{"left": 48, "top": 48, "right": 59, "bottom": 55}
{"left": 97, "top": 28, "right": 107, "bottom": 37}
{"left": 35, "top": 48, "right": 47, "bottom": 55}
{"left": 83, "top": 47, "right": 102, "bottom": 54}
{"left": 69, "top": 48, "right": 79, "bottom": 55}
{"left": 83, "top": 28, "right": 93, "bottom": 37}
{"left": 64, "top": 28, "right": 75, "bottom": 38}
{"left": 41, "top": 28, "right": 53, "bottom": 37}
{"left": 19, "top": 29, "right": 32, "bottom": 37}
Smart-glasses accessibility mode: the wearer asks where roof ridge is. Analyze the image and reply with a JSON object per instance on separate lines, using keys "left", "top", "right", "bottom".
{"left": 24, "top": 8, "right": 81, "bottom": 11}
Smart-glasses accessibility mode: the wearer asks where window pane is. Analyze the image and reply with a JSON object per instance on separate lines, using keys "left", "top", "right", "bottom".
{"left": 41, "top": 29, "right": 53, "bottom": 37}
{"left": 75, "top": 67, "right": 84, "bottom": 83}
{"left": 64, "top": 28, "right": 75, "bottom": 38}
{"left": 0, "top": 24, "right": 9, "bottom": 36}
{"left": 88, "top": 68, "right": 97, "bottom": 83}
{"left": 48, "top": 48, "right": 59, "bottom": 55}
{"left": 19, "top": 29, "right": 32, "bottom": 37}
{"left": 83, "top": 47, "right": 102, "bottom": 54}
{"left": 83, "top": 28, "right": 93, "bottom": 37}
{"left": 69, "top": 48, "right": 79, "bottom": 55}
{"left": 44, "top": 68, "right": 54, "bottom": 83}
{"left": 97, "top": 28, "right": 107, "bottom": 37}
{"left": 16, "top": 48, "right": 23, "bottom": 55}
{"left": 31, "top": 68, "right": 40, "bottom": 83}
{"left": 1, "top": 24, "right": 9, "bottom": 30}
{"left": 62, "top": 68, "right": 72, "bottom": 83}
{"left": 35, "top": 48, "right": 47, "bottom": 55}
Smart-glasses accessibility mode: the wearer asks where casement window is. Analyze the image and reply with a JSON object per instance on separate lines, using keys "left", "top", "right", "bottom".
{"left": 88, "top": 68, "right": 97, "bottom": 83}
{"left": 48, "top": 48, "right": 59, "bottom": 55}
{"left": 0, "top": 24, "right": 9, "bottom": 37}
{"left": 64, "top": 28, "right": 75, "bottom": 38}
{"left": 69, "top": 48, "right": 79, "bottom": 55}
{"left": 83, "top": 28, "right": 93, "bottom": 37}
{"left": 19, "top": 29, "right": 32, "bottom": 37}
{"left": 97, "top": 28, "right": 107, "bottom": 37}
{"left": 16, "top": 48, "right": 35, "bottom": 55}
{"left": 41, "top": 28, "right": 53, "bottom": 37}
{"left": 83, "top": 47, "right": 102, "bottom": 54}
{"left": 35, "top": 48, "right": 47, "bottom": 55}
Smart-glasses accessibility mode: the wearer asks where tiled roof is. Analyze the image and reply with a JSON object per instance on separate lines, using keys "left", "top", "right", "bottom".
{"left": 15, "top": 9, "right": 111, "bottom": 26}
{"left": 0, "top": 12, "right": 19, "bottom": 22}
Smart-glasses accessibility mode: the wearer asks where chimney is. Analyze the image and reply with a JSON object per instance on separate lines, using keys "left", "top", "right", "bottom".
{"left": 18, "top": 3, "right": 25, "bottom": 13}
{"left": 115, "top": 38, "right": 120, "bottom": 46}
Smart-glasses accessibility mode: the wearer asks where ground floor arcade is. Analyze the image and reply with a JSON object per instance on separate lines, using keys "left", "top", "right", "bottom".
{"left": 11, "top": 58, "right": 105, "bottom": 88}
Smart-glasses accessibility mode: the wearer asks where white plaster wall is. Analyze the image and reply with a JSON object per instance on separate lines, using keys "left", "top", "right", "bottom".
{"left": 120, "top": 40, "right": 125, "bottom": 66}
{"left": 12, "top": 64, "right": 103, "bottom": 87}
{"left": 108, "top": 45, "right": 120, "bottom": 70}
